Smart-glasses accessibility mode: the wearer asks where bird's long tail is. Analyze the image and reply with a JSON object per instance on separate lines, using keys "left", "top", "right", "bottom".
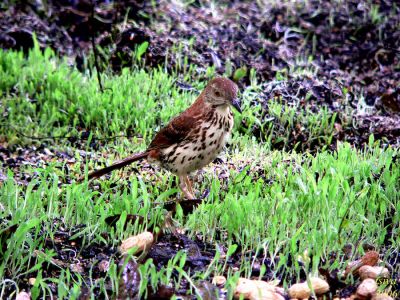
{"left": 79, "top": 152, "right": 148, "bottom": 182}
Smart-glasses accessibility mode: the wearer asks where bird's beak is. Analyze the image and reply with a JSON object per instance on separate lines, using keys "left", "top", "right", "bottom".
{"left": 231, "top": 98, "right": 242, "bottom": 113}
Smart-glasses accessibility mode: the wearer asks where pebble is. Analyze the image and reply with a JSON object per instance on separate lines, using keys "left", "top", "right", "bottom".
{"left": 356, "top": 278, "right": 378, "bottom": 299}
{"left": 212, "top": 275, "right": 226, "bottom": 286}
{"left": 234, "top": 278, "right": 285, "bottom": 300}
{"left": 358, "top": 266, "right": 390, "bottom": 280}
{"left": 288, "top": 277, "right": 329, "bottom": 298}
{"left": 16, "top": 292, "right": 31, "bottom": 300}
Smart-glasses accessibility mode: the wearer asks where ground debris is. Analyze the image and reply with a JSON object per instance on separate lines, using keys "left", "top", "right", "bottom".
{"left": 344, "top": 251, "right": 380, "bottom": 277}
{"left": 234, "top": 278, "right": 285, "bottom": 300}
{"left": 287, "top": 277, "right": 329, "bottom": 299}
{"left": 118, "top": 258, "right": 140, "bottom": 299}
{"left": 359, "top": 266, "right": 390, "bottom": 280}
{"left": 119, "top": 231, "right": 154, "bottom": 255}
{"left": 356, "top": 278, "right": 378, "bottom": 299}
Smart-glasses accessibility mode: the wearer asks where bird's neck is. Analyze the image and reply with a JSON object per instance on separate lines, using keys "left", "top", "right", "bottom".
{"left": 187, "top": 95, "right": 231, "bottom": 118}
{"left": 214, "top": 104, "right": 231, "bottom": 115}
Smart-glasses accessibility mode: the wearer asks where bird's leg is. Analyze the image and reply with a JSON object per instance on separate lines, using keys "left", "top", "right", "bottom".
{"left": 179, "top": 175, "right": 195, "bottom": 200}
{"left": 184, "top": 176, "right": 194, "bottom": 196}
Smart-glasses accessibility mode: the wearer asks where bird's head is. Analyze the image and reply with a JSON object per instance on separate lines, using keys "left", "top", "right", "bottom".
{"left": 203, "top": 77, "right": 241, "bottom": 113}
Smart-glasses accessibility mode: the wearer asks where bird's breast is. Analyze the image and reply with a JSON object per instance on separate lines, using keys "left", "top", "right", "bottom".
{"left": 159, "top": 107, "right": 234, "bottom": 175}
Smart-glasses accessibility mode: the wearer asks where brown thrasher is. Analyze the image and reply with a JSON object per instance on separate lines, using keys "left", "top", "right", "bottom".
{"left": 80, "top": 77, "right": 241, "bottom": 199}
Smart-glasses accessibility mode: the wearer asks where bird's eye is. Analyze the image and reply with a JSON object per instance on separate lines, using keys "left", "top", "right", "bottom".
{"left": 215, "top": 91, "right": 221, "bottom": 97}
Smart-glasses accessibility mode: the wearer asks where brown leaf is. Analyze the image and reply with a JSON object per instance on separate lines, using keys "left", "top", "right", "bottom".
{"left": 344, "top": 251, "right": 379, "bottom": 277}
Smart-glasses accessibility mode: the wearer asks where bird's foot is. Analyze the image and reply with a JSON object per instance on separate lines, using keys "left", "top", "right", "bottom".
{"left": 179, "top": 175, "right": 195, "bottom": 200}
{"left": 184, "top": 176, "right": 195, "bottom": 196}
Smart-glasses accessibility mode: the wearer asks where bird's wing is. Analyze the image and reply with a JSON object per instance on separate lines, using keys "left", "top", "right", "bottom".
{"left": 147, "top": 113, "right": 199, "bottom": 150}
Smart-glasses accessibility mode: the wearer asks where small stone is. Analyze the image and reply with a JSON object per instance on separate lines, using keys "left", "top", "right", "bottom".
{"left": 288, "top": 277, "right": 329, "bottom": 298}
{"left": 16, "top": 292, "right": 31, "bottom": 300}
{"left": 234, "top": 278, "right": 257, "bottom": 299}
{"left": 253, "top": 280, "right": 279, "bottom": 292}
{"left": 98, "top": 260, "right": 110, "bottom": 272}
{"left": 250, "top": 289, "right": 285, "bottom": 300}
{"left": 357, "top": 278, "right": 378, "bottom": 299}
{"left": 309, "top": 277, "right": 330, "bottom": 294}
{"left": 28, "top": 278, "right": 36, "bottom": 285}
{"left": 212, "top": 275, "right": 226, "bottom": 286}
{"left": 288, "top": 282, "right": 311, "bottom": 299}
{"left": 43, "top": 148, "right": 53, "bottom": 156}
{"left": 119, "top": 231, "right": 154, "bottom": 255}
{"left": 359, "top": 266, "right": 390, "bottom": 280}
{"left": 70, "top": 263, "right": 84, "bottom": 273}
{"left": 234, "top": 278, "right": 285, "bottom": 300}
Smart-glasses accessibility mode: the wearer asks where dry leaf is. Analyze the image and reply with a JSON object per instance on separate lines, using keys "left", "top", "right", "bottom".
{"left": 345, "top": 251, "right": 379, "bottom": 277}
{"left": 119, "top": 231, "right": 154, "bottom": 255}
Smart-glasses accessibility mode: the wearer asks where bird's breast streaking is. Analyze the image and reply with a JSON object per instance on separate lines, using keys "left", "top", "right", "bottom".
{"left": 157, "top": 106, "right": 234, "bottom": 175}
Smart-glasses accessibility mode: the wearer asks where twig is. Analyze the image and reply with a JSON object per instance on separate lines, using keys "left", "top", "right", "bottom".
{"left": 4, "top": 124, "right": 142, "bottom": 142}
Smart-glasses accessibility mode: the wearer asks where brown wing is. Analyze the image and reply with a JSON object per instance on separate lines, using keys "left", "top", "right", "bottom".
{"left": 147, "top": 113, "right": 199, "bottom": 150}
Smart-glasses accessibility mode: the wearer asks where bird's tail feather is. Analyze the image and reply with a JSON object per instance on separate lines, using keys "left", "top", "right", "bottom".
{"left": 79, "top": 152, "right": 148, "bottom": 182}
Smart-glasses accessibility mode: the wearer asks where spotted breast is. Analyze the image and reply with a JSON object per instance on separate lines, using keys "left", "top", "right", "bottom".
{"left": 158, "top": 105, "right": 234, "bottom": 176}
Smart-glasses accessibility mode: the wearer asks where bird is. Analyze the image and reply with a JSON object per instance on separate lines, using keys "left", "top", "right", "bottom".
{"left": 80, "top": 77, "right": 241, "bottom": 200}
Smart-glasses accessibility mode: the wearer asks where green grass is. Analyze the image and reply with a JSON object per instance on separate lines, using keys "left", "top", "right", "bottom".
{"left": 1, "top": 139, "right": 399, "bottom": 298}
{"left": 0, "top": 38, "right": 340, "bottom": 151}
{"left": 1, "top": 46, "right": 399, "bottom": 298}
{"left": 0, "top": 40, "right": 199, "bottom": 146}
